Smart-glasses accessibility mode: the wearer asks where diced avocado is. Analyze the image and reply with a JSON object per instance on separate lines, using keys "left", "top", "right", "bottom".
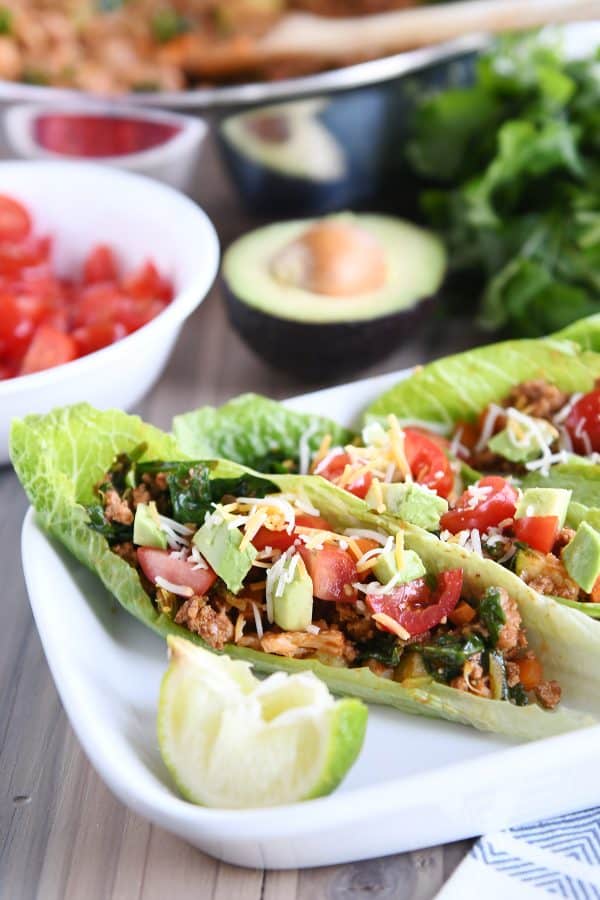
{"left": 364, "top": 481, "right": 448, "bottom": 531}
{"left": 273, "top": 555, "right": 314, "bottom": 632}
{"left": 487, "top": 418, "right": 557, "bottom": 463}
{"left": 515, "top": 487, "right": 572, "bottom": 529}
{"left": 373, "top": 548, "right": 426, "bottom": 586}
{"left": 193, "top": 517, "right": 257, "bottom": 594}
{"left": 561, "top": 522, "right": 600, "bottom": 593}
{"left": 133, "top": 502, "right": 166, "bottom": 549}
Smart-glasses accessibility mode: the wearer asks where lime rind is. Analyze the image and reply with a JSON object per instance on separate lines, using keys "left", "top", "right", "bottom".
{"left": 157, "top": 636, "right": 367, "bottom": 809}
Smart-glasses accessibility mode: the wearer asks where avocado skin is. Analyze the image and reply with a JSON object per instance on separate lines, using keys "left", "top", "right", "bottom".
{"left": 220, "top": 138, "right": 353, "bottom": 217}
{"left": 225, "top": 285, "right": 437, "bottom": 380}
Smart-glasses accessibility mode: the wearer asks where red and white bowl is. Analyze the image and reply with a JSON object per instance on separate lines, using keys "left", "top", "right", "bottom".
{"left": 3, "top": 104, "right": 206, "bottom": 193}
{"left": 0, "top": 160, "right": 219, "bottom": 465}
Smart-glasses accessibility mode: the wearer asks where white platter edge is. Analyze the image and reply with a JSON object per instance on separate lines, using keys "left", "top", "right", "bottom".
{"left": 20, "top": 368, "right": 600, "bottom": 869}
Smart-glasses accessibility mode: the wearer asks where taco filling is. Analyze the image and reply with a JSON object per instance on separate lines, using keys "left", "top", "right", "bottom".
{"left": 90, "top": 449, "right": 561, "bottom": 711}
{"left": 449, "top": 381, "right": 600, "bottom": 476}
{"left": 303, "top": 388, "right": 600, "bottom": 615}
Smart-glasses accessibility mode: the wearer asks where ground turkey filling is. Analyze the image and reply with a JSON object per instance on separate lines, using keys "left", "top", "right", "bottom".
{"left": 451, "top": 379, "right": 579, "bottom": 473}
{"left": 93, "top": 463, "right": 562, "bottom": 710}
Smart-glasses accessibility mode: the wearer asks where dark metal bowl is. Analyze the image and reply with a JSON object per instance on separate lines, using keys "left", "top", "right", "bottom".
{"left": 0, "top": 34, "right": 485, "bottom": 217}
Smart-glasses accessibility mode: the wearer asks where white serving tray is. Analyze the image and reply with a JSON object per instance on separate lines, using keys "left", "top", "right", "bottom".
{"left": 21, "top": 371, "right": 600, "bottom": 869}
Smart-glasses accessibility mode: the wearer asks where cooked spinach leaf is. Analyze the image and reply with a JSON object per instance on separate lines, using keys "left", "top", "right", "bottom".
{"left": 87, "top": 504, "right": 133, "bottom": 544}
{"left": 479, "top": 587, "right": 506, "bottom": 646}
{"left": 357, "top": 633, "right": 403, "bottom": 668}
{"left": 165, "top": 464, "right": 278, "bottom": 525}
{"left": 420, "top": 633, "right": 485, "bottom": 682}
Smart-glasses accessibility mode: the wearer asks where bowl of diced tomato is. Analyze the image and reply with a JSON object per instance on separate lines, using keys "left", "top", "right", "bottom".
{"left": 0, "top": 160, "right": 219, "bottom": 464}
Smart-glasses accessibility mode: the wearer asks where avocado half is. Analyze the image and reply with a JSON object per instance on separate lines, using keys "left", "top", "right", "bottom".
{"left": 219, "top": 100, "right": 351, "bottom": 216}
{"left": 222, "top": 213, "right": 447, "bottom": 379}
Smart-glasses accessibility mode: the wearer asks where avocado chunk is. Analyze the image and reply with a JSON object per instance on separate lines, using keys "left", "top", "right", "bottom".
{"left": 515, "top": 487, "right": 572, "bottom": 529}
{"left": 561, "top": 522, "right": 600, "bottom": 593}
{"left": 133, "top": 502, "right": 166, "bottom": 549}
{"left": 487, "top": 418, "right": 557, "bottom": 463}
{"left": 272, "top": 555, "right": 314, "bottom": 632}
{"left": 193, "top": 517, "right": 256, "bottom": 594}
{"left": 373, "top": 547, "right": 426, "bottom": 586}
{"left": 365, "top": 481, "right": 448, "bottom": 531}
{"left": 222, "top": 213, "right": 446, "bottom": 378}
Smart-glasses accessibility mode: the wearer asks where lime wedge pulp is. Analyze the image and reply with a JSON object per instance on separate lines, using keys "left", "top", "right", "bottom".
{"left": 157, "top": 637, "right": 368, "bottom": 809}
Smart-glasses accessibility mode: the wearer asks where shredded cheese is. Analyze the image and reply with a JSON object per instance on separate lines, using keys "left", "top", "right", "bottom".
{"left": 154, "top": 576, "right": 193, "bottom": 598}
{"left": 394, "top": 531, "right": 405, "bottom": 571}
{"left": 372, "top": 613, "right": 410, "bottom": 640}
{"left": 344, "top": 528, "right": 389, "bottom": 545}
{"left": 387, "top": 414, "right": 412, "bottom": 481}
{"left": 310, "top": 433, "right": 332, "bottom": 472}
{"left": 251, "top": 602, "right": 264, "bottom": 639}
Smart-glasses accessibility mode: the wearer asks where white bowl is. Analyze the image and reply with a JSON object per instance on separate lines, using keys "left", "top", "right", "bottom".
{"left": 0, "top": 160, "right": 219, "bottom": 465}
{"left": 3, "top": 104, "right": 207, "bottom": 193}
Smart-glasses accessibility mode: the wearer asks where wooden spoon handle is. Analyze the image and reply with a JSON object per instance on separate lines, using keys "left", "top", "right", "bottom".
{"left": 259, "top": 0, "right": 600, "bottom": 59}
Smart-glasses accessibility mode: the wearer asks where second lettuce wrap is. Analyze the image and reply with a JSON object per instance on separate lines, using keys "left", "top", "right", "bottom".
{"left": 11, "top": 403, "right": 600, "bottom": 740}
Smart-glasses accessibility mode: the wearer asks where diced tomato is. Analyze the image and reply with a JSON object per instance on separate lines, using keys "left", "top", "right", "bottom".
{"left": 404, "top": 428, "right": 454, "bottom": 498}
{"left": 565, "top": 389, "right": 600, "bottom": 454}
{"left": 314, "top": 448, "right": 350, "bottom": 481}
{"left": 251, "top": 513, "right": 331, "bottom": 553}
{"left": 366, "top": 569, "right": 463, "bottom": 637}
{"left": 0, "top": 236, "right": 51, "bottom": 275}
{"left": 513, "top": 515, "right": 559, "bottom": 554}
{"left": 298, "top": 544, "right": 358, "bottom": 603}
{"left": 0, "top": 194, "right": 172, "bottom": 381}
{"left": 440, "top": 476, "right": 518, "bottom": 534}
{"left": 346, "top": 470, "right": 373, "bottom": 500}
{"left": 122, "top": 260, "right": 171, "bottom": 300}
{"left": 72, "top": 320, "right": 127, "bottom": 355}
{"left": 83, "top": 244, "right": 118, "bottom": 284}
{"left": 0, "top": 195, "right": 31, "bottom": 241}
{"left": 72, "top": 282, "right": 126, "bottom": 327}
{"left": 19, "top": 324, "right": 78, "bottom": 375}
{"left": 0, "top": 294, "right": 34, "bottom": 362}
{"left": 517, "top": 657, "right": 543, "bottom": 691}
{"left": 591, "top": 576, "right": 600, "bottom": 604}
{"left": 137, "top": 547, "right": 217, "bottom": 596}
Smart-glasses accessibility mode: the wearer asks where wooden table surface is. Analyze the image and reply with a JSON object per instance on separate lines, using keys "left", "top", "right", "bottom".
{"left": 0, "top": 139, "right": 484, "bottom": 900}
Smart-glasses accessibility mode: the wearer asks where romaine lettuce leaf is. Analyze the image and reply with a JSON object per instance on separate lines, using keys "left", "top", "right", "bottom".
{"left": 11, "top": 403, "right": 599, "bottom": 739}
{"left": 364, "top": 337, "right": 600, "bottom": 427}
{"left": 554, "top": 314, "right": 600, "bottom": 352}
{"left": 172, "top": 393, "right": 353, "bottom": 472}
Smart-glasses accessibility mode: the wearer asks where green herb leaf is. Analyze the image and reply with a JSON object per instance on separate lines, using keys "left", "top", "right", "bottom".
{"left": 479, "top": 587, "right": 506, "bottom": 647}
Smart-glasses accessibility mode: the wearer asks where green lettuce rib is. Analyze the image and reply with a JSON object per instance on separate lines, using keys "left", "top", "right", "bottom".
{"left": 172, "top": 393, "right": 353, "bottom": 471}
{"left": 364, "top": 337, "right": 600, "bottom": 427}
{"left": 11, "top": 403, "right": 600, "bottom": 740}
{"left": 554, "top": 314, "right": 600, "bottom": 353}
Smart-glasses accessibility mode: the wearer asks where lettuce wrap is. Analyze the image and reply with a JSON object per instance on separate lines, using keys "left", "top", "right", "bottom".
{"left": 11, "top": 403, "right": 600, "bottom": 740}
{"left": 173, "top": 393, "right": 353, "bottom": 472}
{"left": 365, "top": 337, "right": 600, "bottom": 428}
{"left": 363, "top": 331, "right": 600, "bottom": 619}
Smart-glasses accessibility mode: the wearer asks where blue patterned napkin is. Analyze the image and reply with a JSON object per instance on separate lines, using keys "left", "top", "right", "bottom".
{"left": 436, "top": 808, "right": 600, "bottom": 899}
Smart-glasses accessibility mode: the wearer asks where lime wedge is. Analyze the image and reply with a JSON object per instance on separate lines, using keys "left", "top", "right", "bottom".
{"left": 158, "top": 637, "right": 368, "bottom": 808}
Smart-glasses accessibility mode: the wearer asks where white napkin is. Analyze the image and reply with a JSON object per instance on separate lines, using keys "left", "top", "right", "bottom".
{"left": 436, "top": 808, "right": 600, "bottom": 899}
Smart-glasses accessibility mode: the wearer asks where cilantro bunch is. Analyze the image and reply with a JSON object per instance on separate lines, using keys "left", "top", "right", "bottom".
{"left": 407, "top": 32, "right": 600, "bottom": 336}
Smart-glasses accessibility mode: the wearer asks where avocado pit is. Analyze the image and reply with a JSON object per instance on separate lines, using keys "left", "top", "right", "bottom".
{"left": 270, "top": 220, "right": 388, "bottom": 297}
